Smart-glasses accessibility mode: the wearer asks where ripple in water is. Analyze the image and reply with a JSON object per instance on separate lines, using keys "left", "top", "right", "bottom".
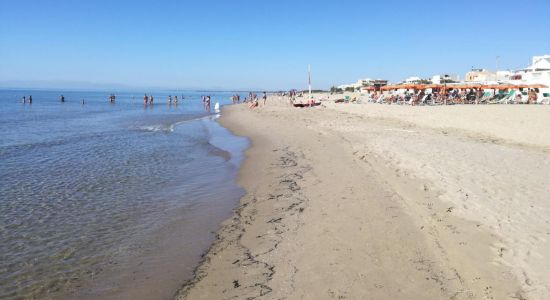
{"left": 0, "top": 90, "right": 247, "bottom": 299}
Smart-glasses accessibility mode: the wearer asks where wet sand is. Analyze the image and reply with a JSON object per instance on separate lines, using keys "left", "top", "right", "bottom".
{"left": 175, "top": 97, "right": 550, "bottom": 299}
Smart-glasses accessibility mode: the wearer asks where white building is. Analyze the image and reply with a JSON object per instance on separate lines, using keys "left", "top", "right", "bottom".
{"left": 404, "top": 76, "right": 422, "bottom": 83}
{"left": 510, "top": 55, "right": 550, "bottom": 86}
{"left": 337, "top": 78, "right": 381, "bottom": 90}
{"left": 431, "top": 74, "right": 459, "bottom": 84}
{"left": 465, "top": 69, "right": 495, "bottom": 82}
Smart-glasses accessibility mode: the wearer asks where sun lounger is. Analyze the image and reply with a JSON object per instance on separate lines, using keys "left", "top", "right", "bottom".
{"left": 537, "top": 93, "right": 550, "bottom": 104}
{"left": 491, "top": 90, "right": 515, "bottom": 104}
{"left": 353, "top": 96, "right": 363, "bottom": 104}
{"left": 420, "top": 94, "right": 430, "bottom": 105}
{"left": 477, "top": 91, "right": 493, "bottom": 104}
{"left": 516, "top": 92, "right": 529, "bottom": 104}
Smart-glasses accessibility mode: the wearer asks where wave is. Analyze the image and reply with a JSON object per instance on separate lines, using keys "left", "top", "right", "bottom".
{"left": 134, "top": 114, "right": 218, "bottom": 133}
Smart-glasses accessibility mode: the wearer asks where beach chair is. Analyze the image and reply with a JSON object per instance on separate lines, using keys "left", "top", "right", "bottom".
{"left": 516, "top": 92, "right": 529, "bottom": 104}
{"left": 408, "top": 95, "right": 415, "bottom": 105}
{"left": 476, "top": 92, "right": 493, "bottom": 104}
{"left": 492, "top": 90, "right": 515, "bottom": 104}
{"left": 420, "top": 94, "right": 430, "bottom": 105}
{"left": 537, "top": 93, "right": 550, "bottom": 104}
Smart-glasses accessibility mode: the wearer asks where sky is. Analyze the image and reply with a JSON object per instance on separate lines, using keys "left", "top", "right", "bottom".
{"left": 1, "top": 0, "right": 549, "bottom": 91}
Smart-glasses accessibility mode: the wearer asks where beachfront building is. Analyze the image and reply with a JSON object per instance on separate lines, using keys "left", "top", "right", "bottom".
{"left": 358, "top": 79, "right": 389, "bottom": 93}
{"left": 404, "top": 76, "right": 421, "bottom": 83}
{"left": 403, "top": 76, "right": 431, "bottom": 84}
{"left": 509, "top": 55, "right": 550, "bottom": 86}
{"left": 431, "top": 74, "right": 459, "bottom": 84}
{"left": 465, "top": 69, "right": 495, "bottom": 82}
{"left": 340, "top": 78, "right": 388, "bottom": 92}
{"left": 464, "top": 69, "right": 514, "bottom": 82}
{"left": 337, "top": 83, "right": 361, "bottom": 90}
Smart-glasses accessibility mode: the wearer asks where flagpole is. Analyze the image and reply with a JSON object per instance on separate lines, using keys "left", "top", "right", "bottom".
{"left": 308, "top": 64, "right": 312, "bottom": 102}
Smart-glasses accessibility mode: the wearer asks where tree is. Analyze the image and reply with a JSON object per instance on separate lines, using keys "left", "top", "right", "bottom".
{"left": 330, "top": 86, "right": 343, "bottom": 93}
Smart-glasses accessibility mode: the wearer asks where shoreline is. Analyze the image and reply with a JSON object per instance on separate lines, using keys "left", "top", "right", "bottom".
{"left": 174, "top": 98, "right": 550, "bottom": 299}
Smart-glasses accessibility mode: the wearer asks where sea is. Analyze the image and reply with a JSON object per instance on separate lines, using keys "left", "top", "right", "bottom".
{"left": 0, "top": 89, "right": 249, "bottom": 299}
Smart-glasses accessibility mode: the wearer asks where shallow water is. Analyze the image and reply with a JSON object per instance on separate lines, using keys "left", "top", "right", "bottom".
{"left": 0, "top": 90, "right": 248, "bottom": 299}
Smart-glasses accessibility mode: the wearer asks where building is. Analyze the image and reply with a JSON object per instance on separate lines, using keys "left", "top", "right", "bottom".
{"left": 404, "top": 76, "right": 422, "bottom": 83}
{"left": 510, "top": 55, "right": 550, "bottom": 86}
{"left": 431, "top": 74, "right": 459, "bottom": 84}
{"left": 338, "top": 78, "right": 388, "bottom": 91}
{"left": 465, "top": 69, "right": 513, "bottom": 82}
{"left": 465, "top": 69, "right": 496, "bottom": 82}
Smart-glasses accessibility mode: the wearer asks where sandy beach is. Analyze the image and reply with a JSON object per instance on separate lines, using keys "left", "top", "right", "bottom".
{"left": 175, "top": 96, "right": 550, "bottom": 300}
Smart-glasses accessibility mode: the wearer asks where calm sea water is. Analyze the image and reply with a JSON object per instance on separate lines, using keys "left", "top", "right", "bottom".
{"left": 0, "top": 90, "right": 248, "bottom": 299}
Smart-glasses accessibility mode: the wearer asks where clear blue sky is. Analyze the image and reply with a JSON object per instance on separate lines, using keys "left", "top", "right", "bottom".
{"left": 1, "top": 0, "right": 549, "bottom": 90}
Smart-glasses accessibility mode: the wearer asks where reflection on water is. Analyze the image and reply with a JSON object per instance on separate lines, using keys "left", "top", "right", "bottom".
{"left": 0, "top": 90, "right": 248, "bottom": 299}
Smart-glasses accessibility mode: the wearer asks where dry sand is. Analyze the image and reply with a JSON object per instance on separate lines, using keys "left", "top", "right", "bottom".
{"left": 175, "top": 96, "right": 550, "bottom": 300}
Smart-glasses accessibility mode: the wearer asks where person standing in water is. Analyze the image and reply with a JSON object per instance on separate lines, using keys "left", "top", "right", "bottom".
{"left": 22, "top": 96, "right": 26, "bottom": 103}
{"left": 174, "top": 95, "right": 178, "bottom": 104}
{"left": 28, "top": 95, "right": 32, "bottom": 104}
{"left": 143, "top": 94, "right": 148, "bottom": 105}
{"left": 60, "top": 95, "right": 65, "bottom": 102}
{"left": 168, "top": 95, "right": 172, "bottom": 104}
{"left": 206, "top": 96, "right": 211, "bottom": 111}
{"left": 150, "top": 94, "right": 154, "bottom": 104}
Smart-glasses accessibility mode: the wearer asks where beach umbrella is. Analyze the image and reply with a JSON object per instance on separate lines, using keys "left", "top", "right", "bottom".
{"left": 399, "top": 83, "right": 423, "bottom": 89}
{"left": 486, "top": 84, "right": 519, "bottom": 90}
{"left": 381, "top": 85, "right": 397, "bottom": 90}
{"left": 528, "top": 84, "right": 548, "bottom": 89}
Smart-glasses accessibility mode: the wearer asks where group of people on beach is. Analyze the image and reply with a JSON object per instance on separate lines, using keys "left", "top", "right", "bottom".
{"left": 231, "top": 94, "right": 241, "bottom": 104}
{"left": 363, "top": 87, "right": 547, "bottom": 105}
{"left": 245, "top": 91, "right": 268, "bottom": 109}
{"left": 18, "top": 92, "right": 273, "bottom": 109}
